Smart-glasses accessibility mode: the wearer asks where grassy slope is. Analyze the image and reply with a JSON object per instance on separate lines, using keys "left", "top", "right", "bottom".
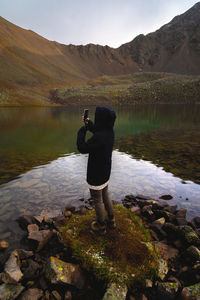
{"left": 50, "top": 72, "right": 200, "bottom": 105}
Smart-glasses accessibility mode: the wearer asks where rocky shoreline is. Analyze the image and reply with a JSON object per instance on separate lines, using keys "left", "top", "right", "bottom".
{"left": 0, "top": 194, "right": 200, "bottom": 300}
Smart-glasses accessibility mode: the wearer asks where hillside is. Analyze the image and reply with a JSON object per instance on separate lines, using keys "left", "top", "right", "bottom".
{"left": 0, "top": 2, "right": 200, "bottom": 105}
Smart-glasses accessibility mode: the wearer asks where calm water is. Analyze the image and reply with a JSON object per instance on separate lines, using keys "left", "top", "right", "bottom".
{"left": 0, "top": 105, "right": 200, "bottom": 248}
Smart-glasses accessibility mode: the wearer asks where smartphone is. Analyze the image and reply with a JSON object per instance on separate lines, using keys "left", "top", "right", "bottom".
{"left": 83, "top": 109, "right": 89, "bottom": 121}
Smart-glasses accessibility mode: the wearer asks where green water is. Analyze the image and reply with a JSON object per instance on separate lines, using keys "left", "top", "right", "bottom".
{"left": 0, "top": 104, "right": 200, "bottom": 248}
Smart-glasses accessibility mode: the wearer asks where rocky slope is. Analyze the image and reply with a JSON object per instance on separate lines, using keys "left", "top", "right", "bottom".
{"left": 0, "top": 2, "right": 200, "bottom": 105}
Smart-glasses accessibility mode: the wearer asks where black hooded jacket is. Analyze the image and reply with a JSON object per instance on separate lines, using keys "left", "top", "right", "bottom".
{"left": 77, "top": 106, "right": 116, "bottom": 186}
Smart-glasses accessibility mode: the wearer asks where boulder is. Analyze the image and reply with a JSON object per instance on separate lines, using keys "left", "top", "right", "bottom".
{"left": 4, "top": 250, "right": 23, "bottom": 282}
{"left": 102, "top": 283, "right": 128, "bottom": 300}
{"left": 130, "top": 206, "right": 141, "bottom": 216}
{"left": 178, "top": 225, "right": 200, "bottom": 246}
{"left": 181, "top": 283, "right": 200, "bottom": 299}
{"left": 45, "top": 256, "right": 86, "bottom": 289}
{"left": 0, "top": 283, "right": 24, "bottom": 300}
{"left": 22, "top": 259, "right": 41, "bottom": 280}
{"left": 28, "top": 229, "right": 54, "bottom": 251}
{"left": 52, "top": 290, "right": 61, "bottom": 300}
{"left": 27, "top": 224, "right": 39, "bottom": 234}
{"left": 157, "top": 258, "right": 168, "bottom": 280}
{"left": 156, "top": 281, "right": 180, "bottom": 300}
{"left": 154, "top": 242, "right": 179, "bottom": 261}
{"left": 19, "top": 288, "right": 43, "bottom": 300}
{"left": 192, "top": 217, "right": 200, "bottom": 228}
{"left": 185, "top": 245, "right": 200, "bottom": 263}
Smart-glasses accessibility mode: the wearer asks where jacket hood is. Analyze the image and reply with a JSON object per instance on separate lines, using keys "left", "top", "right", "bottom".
{"left": 94, "top": 106, "right": 116, "bottom": 131}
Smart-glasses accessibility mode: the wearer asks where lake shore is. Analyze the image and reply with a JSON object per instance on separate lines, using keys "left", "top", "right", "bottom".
{"left": 1, "top": 194, "right": 200, "bottom": 299}
{"left": 49, "top": 73, "right": 200, "bottom": 106}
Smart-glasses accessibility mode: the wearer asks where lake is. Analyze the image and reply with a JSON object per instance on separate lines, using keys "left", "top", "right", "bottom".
{"left": 0, "top": 104, "right": 200, "bottom": 249}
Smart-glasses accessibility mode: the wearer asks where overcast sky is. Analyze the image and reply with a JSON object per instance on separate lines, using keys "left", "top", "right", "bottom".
{"left": 0, "top": 0, "right": 198, "bottom": 48}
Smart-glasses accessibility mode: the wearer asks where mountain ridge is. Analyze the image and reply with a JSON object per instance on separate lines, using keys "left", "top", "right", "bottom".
{"left": 0, "top": 2, "right": 200, "bottom": 105}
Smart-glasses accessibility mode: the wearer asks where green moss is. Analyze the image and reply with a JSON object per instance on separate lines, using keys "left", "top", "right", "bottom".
{"left": 60, "top": 205, "right": 159, "bottom": 288}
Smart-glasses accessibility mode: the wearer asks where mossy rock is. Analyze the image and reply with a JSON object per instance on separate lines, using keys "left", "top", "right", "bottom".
{"left": 60, "top": 205, "right": 160, "bottom": 288}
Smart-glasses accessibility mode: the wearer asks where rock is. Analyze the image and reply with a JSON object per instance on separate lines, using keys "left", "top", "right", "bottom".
{"left": 154, "top": 210, "right": 175, "bottom": 223}
{"left": 17, "top": 249, "right": 33, "bottom": 260}
{"left": 0, "top": 240, "right": 8, "bottom": 250}
{"left": 153, "top": 217, "right": 165, "bottom": 227}
{"left": 176, "top": 208, "right": 187, "bottom": 225}
{"left": 39, "top": 276, "right": 48, "bottom": 291}
{"left": 54, "top": 216, "right": 67, "bottom": 227}
{"left": 45, "top": 256, "right": 86, "bottom": 289}
{"left": 164, "top": 205, "right": 177, "bottom": 214}
{"left": 17, "top": 215, "right": 34, "bottom": 230}
{"left": 192, "top": 217, "right": 200, "bottom": 228}
{"left": 40, "top": 209, "right": 62, "bottom": 219}
{"left": 4, "top": 250, "right": 23, "bottom": 282}
{"left": 159, "top": 195, "right": 173, "bottom": 200}
{"left": 22, "top": 259, "right": 40, "bottom": 280}
{"left": 142, "top": 205, "right": 154, "bottom": 220}
{"left": 0, "top": 283, "right": 24, "bottom": 300}
{"left": 19, "top": 288, "right": 43, "bottom": 300}
{"left": 178, "top": 225, "right": 200, "bottom": 246}
{"left": 28, "top": 229, "right": 54, "bottom": 251}
{"left": 102, "top": 283, "right": 128, "bottom": 300}
{"left": 130, "top": 206, "right": 141, "bottom": 215}
{"left": 162, "top": 223, "right": 179, "bottom": 239}
{"left": 157, "top": 258, "right": 168, "bottom": 280}
{"left": 27, "top": 224, "right": 39, "bottom": 234}
{"left": 43, "top": 216, "right": 53, "bottom": 224}
{"left": 149, "top": 224, "right": 167, "bottom": 240}
{"left": 181, "top": 283, "right": 200, "bottom": 299}
{"left": 185, "top": 245, "right": 200, "bottom": 263}
{"left": 176, "top": 217, "right": 187, "bottom": 226}
{"left": 136, "top": 195, "right": 152, "bottom": 200}
{"left": 64, "top": 211, "right": 72, "bottom": 218}
{"left": 64, "top": 206, "right": 76, "bottom": 213}
{"left": 52, "top": 290, "right": 61, "bottom": 300}
{"left": 0, "top": 273, "right": 16, "bottom": 284}
{"left": 154, "top": 242, "right": 179, "bottom": 261}
{"left": 156, "top": 281, "right": 179, "bottom": 300}
{"left": 33, "top": 216, "right": 43, "bottom": 225}
{"left": 64, "top": 290, "right": 72, "bottom": 300}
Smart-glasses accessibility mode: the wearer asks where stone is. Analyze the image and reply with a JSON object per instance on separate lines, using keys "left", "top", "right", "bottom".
{"left": 0, "top": 283, "right": 24, "bottom": 300}
{"left": 64, "top": 211, "right": 72, "bottom": 218}
{"left": 136, "top": 195, "right": 152, "bottom": 200}
{"left": 157, "top": 258, "right": 168, "bottom": 280}
{"left": 16, "top": 215, "right": 34, "bottom": 230}
{"left": 156, "top": 281, "right": 179, "bottom": 300}
{"left": 64, "top": 206, "right": 76, "bottom": 213}
{"left": 64, "top": 290, "right": 72, "bottom": 300}
{"left": 176, "top": 217, "right": 187, "bottom": 226}
{"left": 19, "top": 288, "right": 43, "bottom": 300}
{"left": 102, "top": 283, "right": 128, "bottom": 300}
{"left": 142, "top": 205, "right": 154, "bottom": 220}
{"left": 27, "top": 224, "right": 39, "bottom": 234}
{"left": 153, "top": 217, "right": 165, "bottom": 227}
{"left": 28, "top": 230, "right": 54, "bottom": 251}
{"left": 181, "top": 283, "right": 200, "bottom": 300}
{"left": 22, "top": 259, "right": 40, "bottom": 280}
{"left": 0, "top": 233, "right": 11, "bottom": 240}
{"left": 176, "top": 208, "right": 187, "bottom": 219}
{"left": 33, "top": 216, "right": 43, "bottom": 225}
{"left": 40, "top": 209, "right": 62, "bottom": 219}
{"left": 4, "top": 250, "right": 23, "bottom": 282}
{"left": 164, "top": 205, "right": 177, "bottom": 214}
{"left": 43, "top": 216, "right": 52, "bottom": 224}
{"left": 185, "top": 245, "right": 200, "bottom": 262}
{"left": 45, "top": 256, "right": 86, "bottom": 289}
{"left": 52, "top": 290, "right": 61, "bottom": 300}
{"left": 154, "top": 242, "right": 179, "bottom": 261}
{"left": 0, "top": 240, "right": 8, "bottom": 250}
{"left": 17, "top": 249, "right": 33, "bottom": 260}
{"left": 162, "top": 223, "right": 179, "bottom": 238}
{"left": 130, "top": 206, "right": 141, "bottom": 215}
{"left": 0, "top": 273, "right": 16, "bottom": 284}
{"left": 192, "top": 217, "right": 200, "bottom": 228}
{"left": 159, "top": 195, "right": 173, "bottom": 200}
{"left": 178, "top": 225, "right": 200, "bottom": 246}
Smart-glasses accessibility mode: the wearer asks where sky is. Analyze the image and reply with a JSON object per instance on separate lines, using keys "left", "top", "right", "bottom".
{"left": 0, "top": 0, "right": 198, "bottom": 48}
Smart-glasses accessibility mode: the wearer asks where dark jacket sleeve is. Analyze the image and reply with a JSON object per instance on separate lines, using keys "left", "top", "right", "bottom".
{"left": 87, "top": 120, "right": 95, "bottom": 133}
{"left": 77, "top": 126, "right": 102, "bottom": 154}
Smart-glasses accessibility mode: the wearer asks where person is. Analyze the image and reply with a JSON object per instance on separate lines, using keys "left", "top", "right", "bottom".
{"left": 77, "top": 106, "right": 116, "bottom": 235}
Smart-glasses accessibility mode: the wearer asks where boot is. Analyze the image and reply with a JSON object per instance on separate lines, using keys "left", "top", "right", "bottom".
{"left": 91, "top": 221, "right": 106, "bottom": 235}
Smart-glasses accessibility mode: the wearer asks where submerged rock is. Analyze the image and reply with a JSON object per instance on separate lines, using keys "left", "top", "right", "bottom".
{"left": 102, "top": 283, "right": 127, "bottom": 300}
{"left": 0, "top": 283, "right": 24, "bottom": 300}
{"left": 45, "top": 256, "right": 86, "bottom": 289}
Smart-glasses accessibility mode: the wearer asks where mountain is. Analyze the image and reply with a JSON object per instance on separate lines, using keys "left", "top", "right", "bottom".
{"left": 0, "top": 2, "right": 200, "bottom": 105}
{"left": 119, "top": 2, "right": 200, "bottom": 74}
